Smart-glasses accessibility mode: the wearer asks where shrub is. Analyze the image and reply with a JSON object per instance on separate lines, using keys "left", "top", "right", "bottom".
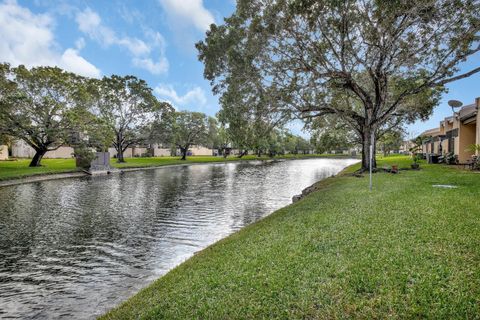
{"left": 73, "top": 145, "right": 96, "bottom": 169}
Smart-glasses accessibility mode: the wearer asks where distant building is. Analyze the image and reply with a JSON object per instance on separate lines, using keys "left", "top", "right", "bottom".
{"left": 11, "top": 140, "right": 74, "bottom": 159}
{"left": 10, "top": 140, "right": 216, "bottom": 159}
{"left": 399, "top": 140, "right": 415, "bottom": 154}
{"left": 0, "top": 145, "right": 8, "bottom": 160}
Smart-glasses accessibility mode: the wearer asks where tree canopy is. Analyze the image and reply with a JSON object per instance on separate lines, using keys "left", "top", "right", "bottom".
{"left": 155, "top": 111, "right": 210, "bottom": 160}
{"left": 89, "top": 75, "right": 172, "bottom": 162}
{"left": 197, "top": 0, "right": 480, "bottom": 169}
{"left": 0, "top": 64, "right": 89, "bottom": 166}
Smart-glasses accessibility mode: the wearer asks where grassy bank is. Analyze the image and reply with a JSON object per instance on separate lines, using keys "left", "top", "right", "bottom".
{"left": 102, "top": 156, "right": 480, "bottom": 319}
{"left": 111, "top": 153, "right": 342, "bottom": 169}
{"left": 0, "top": 154, "right": 345, "bottom": 181}
{"left": 0, "top": 158, "right": 80, "bottom": 181}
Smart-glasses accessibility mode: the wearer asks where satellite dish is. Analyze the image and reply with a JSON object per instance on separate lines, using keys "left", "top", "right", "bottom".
{"left": 448, "top": 100, "right": 463, "bottom": 109}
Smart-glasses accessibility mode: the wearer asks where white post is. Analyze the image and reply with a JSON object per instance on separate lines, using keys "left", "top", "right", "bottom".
{"left": 369, "top": 132, "right": 374, "bottom": 191}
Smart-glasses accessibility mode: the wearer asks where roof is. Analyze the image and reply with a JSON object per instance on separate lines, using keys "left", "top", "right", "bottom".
{"left": 458, "top": 103, "right": 477, "bottom": 122}
{"left": 421, "top": 128, "right": 441, "bottom": 137}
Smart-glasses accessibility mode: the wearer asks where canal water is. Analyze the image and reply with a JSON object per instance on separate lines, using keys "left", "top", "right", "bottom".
{"left": 0, "top": 158, "right": 357, "bottom": 319}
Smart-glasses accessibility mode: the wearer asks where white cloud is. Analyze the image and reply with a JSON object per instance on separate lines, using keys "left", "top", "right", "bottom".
{"left": 155, "top": 84, "right": 207, "bottom": 107}
{"left": 75, "top": 8, "right": 119, "bottom": 50}
{"left": 118, "top": 37, "right": 150, "bottom": 57}
{"left": 137, "top": 30, "right": 169, "bottom": 75}
{"left": 75, "top": 7, "right": 168, "bottom": 75}
{"left": 60, "top": 48, "right": 101, "bottom": 78}
{"left": 75, "top": 7, "right": 101, "bottom": 34}
{"left": 133, "top": 57, "right": 169, "bottom": 75}
{"left": 159, "top": 0, "right": 214, "bottom": 32}
{"left": 0, "top": 0, "right": 100, "bottom": 78}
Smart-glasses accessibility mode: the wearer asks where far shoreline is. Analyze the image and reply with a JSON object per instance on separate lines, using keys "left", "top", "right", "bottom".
{"left": 0, "top": 154, "right": 357, "bottom": 188}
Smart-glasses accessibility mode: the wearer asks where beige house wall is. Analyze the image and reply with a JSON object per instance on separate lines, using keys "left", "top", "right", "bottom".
{"left": 476, "top": 98, "right": 480, "bottom": 150}
{"left": 12, "top": 141, "right": 74, "bottom": 158}
{"left": 189, "top": 146, "right": 214, "bottom": 156}
{"left": 433, "top": 140, "right": 441, "bottom": 154}
{"left": 12, "top": 140, "right": 35, "bottom": 158}
{"left": 457, "top": 122, "right": 476, "bottom": 163}
{"left": 153, "top": 148, "right": 171, "bottom": 157}
{"left": 0, "top": 145, "right": 8, "bottom": 160}
{"left": 44, "top": 146, "right": 74, "bottom": 158}
{"left": 131, "top": 147, "right": 148, "bottom": 157}
{"left": 109, "top": 146, "right": 172, "bottom": 157}
{"left": 451, "top": 117, "right": 461, "bottom": 157}
{"left": 108, "top": 147, "right": 133, "bottom": 159}
{"left": 443, "top": 120, "right": 454, "bottom": 155}
{"left": 444, "top": 121, "right": 453, "bottom": 132}
{"left": 454, "top": 136, "right": 460, "bottom": 156}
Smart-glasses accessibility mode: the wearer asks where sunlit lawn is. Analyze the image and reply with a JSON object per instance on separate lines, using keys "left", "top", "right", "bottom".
{"left": 102, "top": 156, "right": 480, "bottom": 319}
{"left": 0, "top": 158, "right": 78, "bottom": 181}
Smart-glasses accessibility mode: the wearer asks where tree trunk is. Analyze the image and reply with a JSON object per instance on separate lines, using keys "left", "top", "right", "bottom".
{"left": 29, "top": 148, "right": 47, "bottom": 167}
{"left": 180, "top": 145, "right": 188, "bottom": 160}
{"left": 115, "top": 134, "right": 126, "bottom": 163}
{"left": 237, "top": 150, "right": 247, "bottom": 158}
{"left": 117, "top": 148, "right": 125, "bottom": 163}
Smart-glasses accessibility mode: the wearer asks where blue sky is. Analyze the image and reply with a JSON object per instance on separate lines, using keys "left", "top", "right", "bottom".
{"left": 0, "top": 0, "right": 235, "bottom": 115}
{"left": 0, "top": 0, "right": 478, "bottom": 138}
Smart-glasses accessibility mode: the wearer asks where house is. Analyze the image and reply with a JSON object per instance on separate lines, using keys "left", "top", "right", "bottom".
{"left": 456, "top": 102, "right": 477, "bottom": 163}
{"left": 11, "top": 140, "right": 75, "bottom": 159}
{"left": 421, "top": 97, "right": 479, "bottom": 163}
{"left": 188, "top": 146, "right": 215, "bottom": 156}
{"left": 11, "top": 140, "right": 217, "bottom": 160}
{"left": 399, "top": 140, "right": 415, "bottom": 154}
{"left": 0, "top": 145, "right": 8, "bottom": 160}
{"left": 420, "top": 128, "right": 442, "bottom": 155}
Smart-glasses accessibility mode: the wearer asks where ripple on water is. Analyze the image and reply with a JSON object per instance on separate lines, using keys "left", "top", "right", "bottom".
{"left": 0, "top": 158, "right": 358, "bottom": 319}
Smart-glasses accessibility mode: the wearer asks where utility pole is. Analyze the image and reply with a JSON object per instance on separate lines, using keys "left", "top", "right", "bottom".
{"left": 369, "top": 131, "right": 374, "bottom": 191}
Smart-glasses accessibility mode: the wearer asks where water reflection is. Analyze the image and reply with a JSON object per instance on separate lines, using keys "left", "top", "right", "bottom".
{"left": 0, "top": 158, "right": 358, "bottom": 319}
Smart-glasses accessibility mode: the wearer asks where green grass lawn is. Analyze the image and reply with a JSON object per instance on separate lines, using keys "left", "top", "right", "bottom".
{"left": 111, "top": 153, "right": 346, "bottom": 168}
{"left": 102, "top": 157, "right": 480, "bottom": 319}
{"left": 0, "top": 153, "right": 347, "bottom": 181}
{"left": 0, "top": 158, "right": 79, "bottom": 181}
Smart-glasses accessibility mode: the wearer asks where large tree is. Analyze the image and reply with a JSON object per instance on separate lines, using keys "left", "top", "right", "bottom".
{"left": 0, "top": 64, "right": 89, "bottom": 167}
{"left": 197, "top": 0, "right": 480, "bottom": 170}
{"left": 156, "top": 111, "right": 209, "bottom": 160}
{"left": 89, "top": 75, "right": 171, "bottom": 163}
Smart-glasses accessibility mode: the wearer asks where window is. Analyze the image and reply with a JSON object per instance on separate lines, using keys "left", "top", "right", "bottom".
{"left": 448, "top": 137, "right": 454, "bottom": 153}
